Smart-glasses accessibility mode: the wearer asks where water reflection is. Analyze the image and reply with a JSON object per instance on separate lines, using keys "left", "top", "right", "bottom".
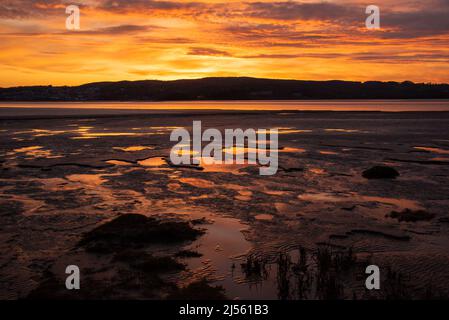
{"left": 414, "top": 146, "right": 449, "bottom": 155}
{"left": 113, "top": 146, "right": 155, "bottom": 152}
{"left": 11, "top": 146, "right": 63, "bottom": 159}
{"left": 137, "top": 157, "right": 167, "bottom": 167}
{"left": 66, "top": 174, "right": 106, "bottom": 186}
{"left": 299, "top": 192, "right": 423, "bottom": 211}
{"left": 179, "top": 178, "right": 215, "bottom": 188}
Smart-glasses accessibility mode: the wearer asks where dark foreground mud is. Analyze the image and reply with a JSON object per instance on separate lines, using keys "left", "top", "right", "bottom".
{"left": 1, "top": 110, "right": 449, "bottom": 299}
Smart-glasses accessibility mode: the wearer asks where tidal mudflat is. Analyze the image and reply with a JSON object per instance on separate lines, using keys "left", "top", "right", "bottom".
{"left": 1, "top": 108, "right": 449, "bottom": 299}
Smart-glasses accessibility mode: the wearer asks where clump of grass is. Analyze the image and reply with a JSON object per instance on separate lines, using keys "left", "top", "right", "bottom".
{"left": 277, "top": 253, "right": 292, "bottom": 300}
{"left": 315, "top": 246, "right": 354, "bottom": 299}
{"left": 264, "top": 246, "right": 356, "bottom": 300}
{"left": 383, "top": 266, "right": 412, "bottom": 300}
{"left": 292, "top": 247, "right": 311, "bottom": 299}
{"left": 240, "top": 255, "right": 269, "bottom": 282}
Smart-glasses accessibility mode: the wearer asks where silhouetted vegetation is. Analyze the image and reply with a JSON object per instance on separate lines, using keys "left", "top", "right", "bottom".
{"left": 240, "top": 255, "right": 269, "bottom": 282}
{"left": 2, "top": 77, "right": 449, "bottom": 101}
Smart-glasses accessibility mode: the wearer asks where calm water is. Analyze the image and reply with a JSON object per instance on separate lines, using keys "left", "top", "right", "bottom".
{"left": 1, "top": 100, "right": 449, "bottom": 117}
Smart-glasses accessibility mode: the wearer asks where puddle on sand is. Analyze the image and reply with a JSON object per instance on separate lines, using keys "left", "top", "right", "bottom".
{"left": 184, "top": 215, "right": 253, "bottom": 299}
{"left": 113, "top": 146, "right": 154, "bottom": 152}
{"left": 151, "top": 202, "right": 279, "bottom": 299}
{"left": 174, "top": 208, "right": 273, "bottom": 299}
{"left": 222, "top": 145, "right": 304, "bottom": 155}
{"left": 13, "top": 146, "right": 43, "bottom": 153}
{"left": 414, "top": 146, "right": 449, "bottom": 155}
{"left": 10, "top": 146, "right": 63, "bottom": 159}
{"left": 319, "top": 150, "right": 339, "bottom": 155}
{"left": 223, "top": 184, "right": 253, "bottom": 201}
{"left": 31, "top": 129, "right": 69, "bottom": 137}
{"left": 298, "top": 192, "right": 423, "bottom": 211}
{"left": 106, "top": 160, "right": 134, "bottom": 166}
{"left": 359, "top": 195, "right": 423, "bottom": 211}
{"left": 280, "top": 147, "right": 306, "bottom": 153}
{"left": 223, "top": 146, "right": 261, "bottom": 156}
{"left": 309, "top": 168, "right": 326, "bottom": 175}
{"left": 73, "top": 132, "right": 143, "bottom": 139}
{"left": 262, "top": 190, "right": 290, "bottom": 196}
{"left": 269, "top": 128, "right": 312, "bottom": 134}
{"left": 0, "top": 189, "right": 47, "bottom": 216}
{"left": 254, "top": 214, "right": 274, "bottom": 221}
{"left": 174, "top": 149, "right": 201, "bottom": 156}
{"left": 325, "top": 128, "right": 360, "bottom": 133}
{"left": 199, "top": 157, "right": 249, "bottom": 175}
{"left": 66, "top": 174, "right": 106, "bottom": 186}
{"left": 137, "top": 157, "right": 167, "bottom": 167}
{"left": 179, "top": 178, "right": 215, "bottom": 188}
{"left": 299, "top": 192, "right": 344, "bottom": 202}
{"left": 148, "top": 126, "right": 182, "bottom": 132}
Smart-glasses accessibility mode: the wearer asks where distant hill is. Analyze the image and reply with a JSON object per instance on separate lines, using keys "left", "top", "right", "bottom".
{"left": 1, "top": 77, "right": 449, "bottom": 101}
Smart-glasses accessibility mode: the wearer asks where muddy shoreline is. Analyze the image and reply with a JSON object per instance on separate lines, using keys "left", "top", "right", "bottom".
{"left": 1, "top": 110, "right": 449, "bottom": 299}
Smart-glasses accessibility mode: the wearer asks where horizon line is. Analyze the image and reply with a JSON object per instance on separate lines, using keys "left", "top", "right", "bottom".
{"left": 2, "top": 76, "right": 449, "bottom": 89}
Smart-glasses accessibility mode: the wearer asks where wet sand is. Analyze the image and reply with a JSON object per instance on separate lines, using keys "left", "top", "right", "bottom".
{"left": 1, "top": 109, "right": 449, "bottom": 299}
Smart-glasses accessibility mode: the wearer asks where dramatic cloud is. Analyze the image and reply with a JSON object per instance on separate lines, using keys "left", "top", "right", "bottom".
{"left": 245, "top": 1, "right": 361, "bottom": 22}
{"left": 69, "top": 24, "right": 157, "bottom": 35}
{"left": 188, "top": 47, "right": 232, "bottom": 57}
{"left": 1, "top": 0, "right": 449, "bottom": 86}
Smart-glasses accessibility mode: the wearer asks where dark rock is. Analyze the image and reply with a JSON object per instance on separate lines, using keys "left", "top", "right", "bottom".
{"left": 175, "top": 250, "right": 203, "bottom": 258}
{"left": 114, "top": 250, "right": 185, "bottom": 272}
{"left": 388, "top": 209, "right": 435, "bottom": 222}
{"left": 362, "top": 166, "right": 399, "bottom": 179}
{"left": 78, "top": 214, "right": 204, "bottom": 253}
{"left": 190, "top": 217, "right": 211, "bottom": 225}
{"left": 280, "top": 166, "right": 304, "bottom": 173}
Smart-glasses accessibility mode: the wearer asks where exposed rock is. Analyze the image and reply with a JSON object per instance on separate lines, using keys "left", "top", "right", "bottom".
{"left": 78, "top": 214, "right": 204, "bottom": 253}
{"left": 362, "top": 166, "right": 399, "bottom": 179}
{"left": 175, "top": 250, "right": 203, "bottom": 258}
{"left": 279, "top": 166, "right": 304, "bottom": 173}
{"left": 113, "top": 249, "right": 185, "bottom": 273}
{"left": 388, "top": 209, "right": 435, "bottom": 222}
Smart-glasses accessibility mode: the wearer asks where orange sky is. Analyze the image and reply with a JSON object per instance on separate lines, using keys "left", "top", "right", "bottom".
{"left": 1, "top": 0, "right": 449, "bottom": 87}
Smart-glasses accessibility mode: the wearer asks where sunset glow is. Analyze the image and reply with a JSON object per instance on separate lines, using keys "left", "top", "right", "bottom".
{"left": 1, "top": 0, "right": 449, "bottom": 86}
